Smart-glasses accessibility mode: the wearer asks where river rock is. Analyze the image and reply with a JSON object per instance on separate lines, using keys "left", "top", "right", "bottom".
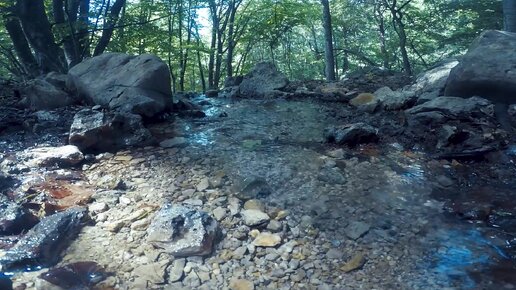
{"left": 241, "top": 209, "right": 270, "bottom": 227}
{"left": 324, "top": 123, "right": 379, "bottom": 146}
{"left": 0, "top": 274, "right": 12, "bottom": 290}
{"left": 344, "top": 221, "right": 370, "bottom": 240}
{"left": 20, "top": 76, "right": 76, "bottom": 110}
{"left": 69, "top": 109, "right": 154, "bottom": 153}
{"left": 445, "top": 30, "right": 516, "bottom": 104}
{"left": 253, "top": 232, "right": 282, "bottom": 247}
{"left": 232, "top": 176, "right": 272, "bottom": 200}
{"left": 0, "top": 207, "right": 87, "bottom": 272}
{"left": 24, "top": 145, "right": 84, "bottom": 167}
{"left": 159, "top": 137, "right": 188, "bottom": 148}
{"left": 0, "top": 194, "right": 34, "bottom": 235}
{"left": 147, "top": 204, "right": 218, "bottom": 257}
{"left": 374, "top": 86, "right": 417, "bottom": 111}
{"left": 230, "top": 278, "right": 255, "bottom": 290}
{"left": 406, "top": 96, "right": 493, "bottom": 124}
{"left": 239, "top": 62, "right": 288, "bottom": 98}
{"left": 68, "top": 53, "right": 173, "bottom": 118}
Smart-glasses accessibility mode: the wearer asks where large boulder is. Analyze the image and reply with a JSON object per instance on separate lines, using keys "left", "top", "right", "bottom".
{"left": 239, "top": 62, "right": 289, "bottom": 98}
{"left": 409, "top": 59, "right": 458, "bottom": 98}
{"left": 20, "top": 75, "right": 77, "bottom": 110}
{"left": 68, "top": 53, "right": 173, "bottom": 118}
{"left": 69, "top": 109, "right": 154, "bottom": 153}
{"left": 445, "top": 30, "right": 516, "bottom": 104}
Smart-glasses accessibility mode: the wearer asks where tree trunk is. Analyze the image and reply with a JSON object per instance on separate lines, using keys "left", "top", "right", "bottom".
{"left": 77, "top": 0, "right": 90, "bottom": 59}
{"left": 93, "top": 0, "right": 126, "bottom": 56}
{"left": 504, "top": 0, "right": 516, "bottom": 32}
{"left": 3, "top": 11, "right": 38, "bottom": 76}
{"left": 208, "top": 0, "right": 217, "bottom": 89}
{"left": 16, "top": 0, "right": 66, "bottom": 73}
{"left": 396, "top": 19, "right": 412, "bottom": 76}
{"left": 321, "top": 0, "right": 336, "bottom": 81}
{"left": 226, "top": 0, "right": 237, "bottom": 77}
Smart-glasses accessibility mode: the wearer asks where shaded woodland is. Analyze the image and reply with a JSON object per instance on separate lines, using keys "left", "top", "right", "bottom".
{"left": 0, "top": 0, "right": 510, "bottom": 90}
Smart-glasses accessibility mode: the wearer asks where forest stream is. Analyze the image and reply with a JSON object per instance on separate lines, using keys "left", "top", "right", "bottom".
{"left": 1, "top": 93, "right": 515, "bottom": 290}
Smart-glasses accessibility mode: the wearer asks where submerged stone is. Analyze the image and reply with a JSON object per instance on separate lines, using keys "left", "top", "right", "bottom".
{"left": 324, "top": 123, "right": 379, "bottom": 146}
{"left": 37, "top": 261, "right": 107, "bottom": 289}
{"left": 147, "top": 204, "right": 218, "bottom": 257}
{"left": 0, "top": 207, "right": 87, "bottom": 272}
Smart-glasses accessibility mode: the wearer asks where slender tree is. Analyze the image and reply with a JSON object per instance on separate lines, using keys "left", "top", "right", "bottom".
{"left": 321, "top": 0, "right": 336, "bottom": 81}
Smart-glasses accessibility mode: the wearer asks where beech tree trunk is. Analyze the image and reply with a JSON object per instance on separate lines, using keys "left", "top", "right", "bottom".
{"left": 3, "top": 10, "right": 38, "bottom": 76}
{"left": 93, "top": 0, "right": 126, "bottom": 56}
{"left": 16, "top": 0, "right": 66, "bottom": 73}
{"left": 321, "top": 0, "right": 336, "bottom": 81}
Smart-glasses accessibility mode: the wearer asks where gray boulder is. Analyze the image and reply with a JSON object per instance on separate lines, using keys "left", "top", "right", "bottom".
{"left": 445, "top": 30, "right": 516, "bottom": 104}
{"left": 147, "top": 204, "right": 218, "bottom": 257}
{"left": 375, "top": 86, "right": 417, "bottom": 111}
{"left": 0, "top": 207, "right": 87, "bottom": 272}
{"left": 239, "top": 62, "right": 288, "bottom": 98}
{"left": 406, "top": 96, "right": 493, "bottom": 122}
{"left": 325, "top": 123, "right": 379, "bottom": 146}
{"left": 69, "top": 109, "right": 154, "bottom": 153}
{"left": 68, "top": 53, "right": 173, "bottom": 118}
{"left": 409, "top": 59, "right": 458, "bottom": 98}
{"left": 20, "top": 76, "right": 76, "bottom": 110}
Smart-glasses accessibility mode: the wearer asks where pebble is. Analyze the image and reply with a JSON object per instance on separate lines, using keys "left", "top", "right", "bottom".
{"left": 344, "top": 221, "right": 371, "bottom": 240}
{"left": 212, "top": 207, "right": 227, "bottom": 221}
{"left": 168, "top": 258, "right": 186, "bottom": 282}
{"left": 230, "top": 278, "right": 255, "bottom": 290}
{"left": 253, "top": 232, "right": 282, "bottom": 247}
{"left": 241, "top": 209, "right": 270, "bottom": 227}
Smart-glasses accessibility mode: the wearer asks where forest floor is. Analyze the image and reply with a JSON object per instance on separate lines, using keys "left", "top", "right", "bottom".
{"left": 1, "top": 91, "right": 516, "bottom": 289}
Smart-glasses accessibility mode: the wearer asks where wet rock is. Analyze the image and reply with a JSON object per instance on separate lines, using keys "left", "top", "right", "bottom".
{"left": 20, "top": 76, "right": 76, "bottom": 110}
{"left": 133, "top": 260, "right": 169, "bottom": 285}
{"left": 406, "top": 96, "right": 493, "bottom": 122}
{"left": 68, "top": 53, "right": 173, "bottom": 118}
{"left": 167, "top": 258, "right": 186, "bottom": 282}
{"left": 243, "top": 199, "right": 265, "bottom": 211}
{"left": 0, "top": 173, "right": 15, "bottom": 194}
{"left": 205, "top": 90, "right": 219, "bottom": 98}
{"left": 325, "top": 123, "right": 379, "bottom": 146}
{"left": 24, "top": 145, "right": 84, "bottom": 167}
{"left": 0, "top": 207, "right": 87, "bottom": 272}
{"left": 147, "top": 204, "right": 218, "bottom": 257}
{"left": 0, "top": 195, "right": 35, "bottom": 235}
{"left": 445, "top": 30, "right": 516, "bottom": 103}
{"left": 212, "top": 207, "right": 227, "bottom": 221}
{"left": 374, "top": 86, "right": 417, "bottom": 111}
{"left": 159, "top": 137, "right": 188, "bottom": 148}
{"left": 253, "top": 232, "right": 282, "bottom": 247}
{"left": 239, "top": 62, "right": 289, "bottom": 98}
{"left": 196, "top": 178, "right": 210, "bottom": 191}
{"left": 37, "top": 261, "right": 107, "bottom": 290}
{"left": 318, "top": 167, "right": 346, "bottom": 184}
{"left": 0, "top": 273, "right": 12, "bottom": 290}
{"left": 232, "top": 176, "right": 272, "bottom": 200}
{"left": 69, "top": 109, "right": 154, "bottom": 153}
{"left": 344, "top": 221, "right": 371, "bottom": 240}
{"left": 229, "top": 278, "right": 254, "bottom": 290}
{"left": 340, "top": 253, "right": 366, "bottom": 273}
{"left": 241, "top": 209, "right": 270, "bottom": 227}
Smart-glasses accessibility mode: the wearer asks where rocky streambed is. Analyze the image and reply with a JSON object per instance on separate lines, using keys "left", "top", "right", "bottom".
{"left": 0, "top": 92, "right": 514, "bottom": 290}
